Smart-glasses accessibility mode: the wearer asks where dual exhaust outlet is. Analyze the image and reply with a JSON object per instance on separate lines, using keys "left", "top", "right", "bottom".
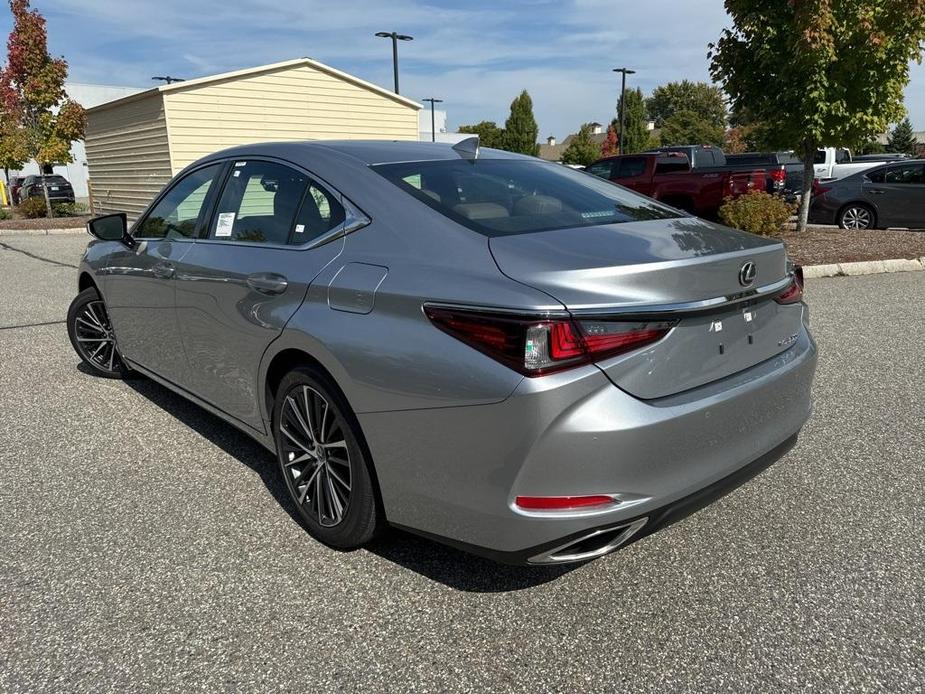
{"left": 528, "top": 518, "right": 649, "bottom": 565}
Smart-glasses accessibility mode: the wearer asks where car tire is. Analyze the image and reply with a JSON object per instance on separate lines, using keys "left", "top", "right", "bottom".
{"left": 273, "top": 367, "right": 383, "bottom": 549}
{"left": 67, "top": 286, "right": 130, "bottom": 379}
{"left": 837, "top": 203, "right": 876, "bottom": 230}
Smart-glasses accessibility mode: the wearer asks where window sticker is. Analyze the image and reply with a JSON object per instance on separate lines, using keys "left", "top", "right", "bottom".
{"left": 294, "top": 224, "right": 305, "bottom": 234}
{"left": 215, "top": 212, "right": 236, "bottom": 237}
{"left": 234, "top": 161, "right": 247, "bottom": 167}
{"left": 233, "top": 170, "right": 241, "bottom": 177}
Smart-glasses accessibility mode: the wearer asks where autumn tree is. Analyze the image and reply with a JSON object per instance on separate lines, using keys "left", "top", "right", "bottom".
{"left": 600, "top": 121, "right": 619, "bottom": 157}
{"left": 502, "top": 90, "right": 539, "bottom": 156}
{"left": 710, "top": 0, "right": 925, "bottom": 231}
{"left": 560, "top": 123, "right": 600, "bottom": 166}
{"left": 646, "top": 80, "right": 726, "bottom": 129}
{"left": 458, "top": 120, "right": 505, "bottom": 149}
{"left": 887, "top": 117, "right": 918, "bottom": 155}
{"left": 616, "top": 87, "right": 649, "bottom": 154}
{"left": 0, "top": 0, "right": 85, "bottom": 217}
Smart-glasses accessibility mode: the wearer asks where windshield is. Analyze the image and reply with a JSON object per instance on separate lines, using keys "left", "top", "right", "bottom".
{"left": 372, "top": 158, "right": 682, "bottom": 236}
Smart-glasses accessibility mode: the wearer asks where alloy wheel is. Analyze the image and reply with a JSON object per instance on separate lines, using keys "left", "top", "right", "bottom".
{"left": 842, "top": 206, "right": 872, "bottom": 230}
{"left": 74, "top": 300, "right": 123, "bottom": 372}
{"left": 279, "top": 385, "right": 352, "bottom": 527}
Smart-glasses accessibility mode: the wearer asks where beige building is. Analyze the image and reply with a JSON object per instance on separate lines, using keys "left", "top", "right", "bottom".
{"left": 85, "top": 58, "right": 421, "bottom": 218}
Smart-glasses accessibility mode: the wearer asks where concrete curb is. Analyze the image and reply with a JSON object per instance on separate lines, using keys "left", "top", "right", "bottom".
{"left": 803, "top": 258, "right": 925, "bottom": 278}
{"left": 0, "top": 226, "right": 86, "bottom": 236}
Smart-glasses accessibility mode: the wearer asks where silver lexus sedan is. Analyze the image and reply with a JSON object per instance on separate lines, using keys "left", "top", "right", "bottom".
{"left": 68, "top": 139, "right": 816, "bottom": 565}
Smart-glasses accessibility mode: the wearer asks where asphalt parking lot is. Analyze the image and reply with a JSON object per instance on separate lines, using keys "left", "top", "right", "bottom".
{"left": 1, "top": 234, "right": 923, "bottom": 692}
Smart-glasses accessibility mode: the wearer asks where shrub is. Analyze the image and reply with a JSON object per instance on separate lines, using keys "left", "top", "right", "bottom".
{"left": 718, "top": 191, "right": 794, "bottom": 236}
{"left": 17, "top": 197, "right": 47, "bottom": 218}
{"left": 53, "top": 201, "right": 88, "bottom": 217}
{"left": 0, "top": 207, "right": 12, "bottom": 220}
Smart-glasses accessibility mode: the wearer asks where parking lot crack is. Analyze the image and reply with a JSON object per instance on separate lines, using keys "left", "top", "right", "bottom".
{"left": 0, "top": 241, "right": 78, "bottom": 269}
{"left": 0, "top": 319, "right": 66, "bottom": 331}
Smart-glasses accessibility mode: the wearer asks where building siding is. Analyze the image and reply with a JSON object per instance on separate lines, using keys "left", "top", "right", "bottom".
{"left": 84, "top": 93, "right": 172, "bottom": 220}
{"left": 163, "top": 64, "right": 419, "bottom": 173}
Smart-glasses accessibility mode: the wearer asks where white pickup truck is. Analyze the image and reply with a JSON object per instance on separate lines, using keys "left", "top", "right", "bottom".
{"left": 813, "top": 147, "right": 889, "bottom": 180}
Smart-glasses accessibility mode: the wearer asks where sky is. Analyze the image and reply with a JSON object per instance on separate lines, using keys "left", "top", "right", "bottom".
{"left": 5, "top": 0, "right": 924, "bottom": 139}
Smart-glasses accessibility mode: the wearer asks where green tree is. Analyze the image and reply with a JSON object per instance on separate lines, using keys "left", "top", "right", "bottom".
{"left": 857, "top": 138, "right": 886, "bottom": 155}
{"left": 646, "top": 80, "right": 726, "bottom": 129}
{"left": 560, "top": 123, "right": 600, "bottom": 166}
{"left": 0, "top": 0, "right": 85, "bottom": 218}
{"left": 887, "top": 117, "right": 918, "bottom": 155}
{"left": 660, "top": 110, "right": 726, "bottom": 147}
{"left": 617, "top": 87, "right": 649, "bottom": 154}
{"left": 457, "top": 120, "right": 505, "bottom": 149}
{"left": 502, "top": 90, "right": 539, "bottom": 156}
{"left": 710, "top": 0, "right": 925, "bottom": 231}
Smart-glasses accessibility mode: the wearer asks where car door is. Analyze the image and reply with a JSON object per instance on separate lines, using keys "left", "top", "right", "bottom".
{"left": 174, "top": 158, "right": 349, "bottom": 429}
{"left": 864, "top": 163, "right": 925, "bottom": 227}
{"left": 103, "top": 163, "right": 223, "bottom": 385}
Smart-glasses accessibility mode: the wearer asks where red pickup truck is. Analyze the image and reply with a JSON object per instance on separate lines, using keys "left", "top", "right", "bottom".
{"left": 586, "top": 153, "right": 766, "bottom": 219}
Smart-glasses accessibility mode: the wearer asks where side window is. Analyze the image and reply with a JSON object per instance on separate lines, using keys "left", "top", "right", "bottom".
{"left": 587, "top": 161, "right": 614, "bottom": 179}
{"left": 884, "top": 164, "right": 925, "bottom": 184}
{"left": 291, "top": 182, "right": 346, "bottom": 244}
{"left": 866, "top": 169, "right": 885, "bottom": 183}
{"left": 135, "top": 165, "right": 221, "bottom": 239}
{"left": 619, "top": 157, "right": 647, "bottom": 178}
{"left": 210, "top": 161, "right": 308, "bottom": 244}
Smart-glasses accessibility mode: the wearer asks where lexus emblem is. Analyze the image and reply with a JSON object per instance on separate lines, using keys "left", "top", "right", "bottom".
{"left": 738, "top": 261, "right": 757, "bottom": 287}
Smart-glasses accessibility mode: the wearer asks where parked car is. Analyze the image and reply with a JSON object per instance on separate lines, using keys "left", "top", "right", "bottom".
{"left": 809, "top": 147, "right": 889, "bottom": 180}
{"left": 652, "top": 145, "right": 793, "bottom": 196}
{"left": 20, "top": 174, "right": 75, "bottom": 204}
{"left": 587, "top": 152, "right": 766, "bottom": 218}
{"left": 9, "top": 176, "right": 25, "bottom": 205}
{"left": 725, "top": 151, "right": 806, "bottom": 198}
{"left": 809, "top": 159, "right": 925, "bottom": 229}
{"left": 68, "top": 140, "right": 816, "bottom": 565}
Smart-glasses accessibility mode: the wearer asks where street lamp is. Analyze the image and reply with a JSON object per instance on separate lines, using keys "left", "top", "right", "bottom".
{"left": 612, "top": 67, "right": 636, "bottom": 154}
{"left": 422, "top": 97, "right": 443, "bottom": 142}
{"left": 152, "top": 76, "right": 185, "bottom": 84}
{"left": 375, "top": 31, "right": 414, "bottom": 94}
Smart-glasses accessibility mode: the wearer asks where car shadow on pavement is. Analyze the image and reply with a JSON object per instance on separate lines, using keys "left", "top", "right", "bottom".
{"left": 117, "top": 371, "right": 576, "bottom": 593}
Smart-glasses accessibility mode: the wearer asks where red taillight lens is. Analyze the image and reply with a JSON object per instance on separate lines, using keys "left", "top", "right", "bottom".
{"left": 424, "top": 306, "right": 674, "bottom": 377}
{"left": 770, "top": 167, "right": 787, "bottom": 183}
{"left": 515, "top": 495, "right": 616, "bottom": 511}
{"left": 775, "top": 267, "right": 804, "bottom": 305}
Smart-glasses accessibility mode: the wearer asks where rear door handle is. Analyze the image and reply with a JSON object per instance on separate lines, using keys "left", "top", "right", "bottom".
{"left": 246, "top": 272, "right": 288, "bottom": 295}
{"left": 152, "top": 262, "right": 175, "bottom": 279}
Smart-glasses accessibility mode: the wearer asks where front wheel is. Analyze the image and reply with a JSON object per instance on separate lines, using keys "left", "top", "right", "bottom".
{"left": 67, "top": 287, "right": 130, "bottom": 378}
{"left": 838, "top": 204, "right": 875, "bottom": 230}
{"left": 273, "top": 367, "right": 383, "bottom": 549}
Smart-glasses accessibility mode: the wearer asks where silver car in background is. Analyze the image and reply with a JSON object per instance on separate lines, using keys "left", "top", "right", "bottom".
{"left": 68, "top": 139, "right": 816, "bottom": 565}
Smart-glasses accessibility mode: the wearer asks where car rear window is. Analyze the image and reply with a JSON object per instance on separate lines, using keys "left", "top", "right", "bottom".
{"left": 42, "top": 176, "right": 68, "bottom": 184}
{"left": 372, "top": 159, "right": 682, "bottom": 236}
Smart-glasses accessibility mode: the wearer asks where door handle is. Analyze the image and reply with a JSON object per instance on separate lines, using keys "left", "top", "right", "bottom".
{"left": 152, "top": 262, "right": 175, "bottom": 279}
{"left": 246, "top": 272, "right": 288, "bottom": 295}
{"left": 867, "top": 188, "right": 885, "bottom": 194}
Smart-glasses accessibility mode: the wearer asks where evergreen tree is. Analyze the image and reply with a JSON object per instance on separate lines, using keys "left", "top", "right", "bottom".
{"left": 560, "top": 123, "right": 600, "bottom": 166}
{"left": 502, "top": 90, "right": 539, "bottom": 156}
{"left": 887, "top": 117, "right": 917, "bottom": 155}
{"left": 617, "top": 87, "right": 649, "bottom": 154}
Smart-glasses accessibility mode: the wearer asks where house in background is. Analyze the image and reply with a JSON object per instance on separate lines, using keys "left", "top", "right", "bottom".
{"left": 7, "top": 82, "right": 143, "bottom": 202}
{"left": 84, "top": 57, "right": 422, "bottom": 219}
{"left": 538, "top": 122, "right": 606, "bottom": 162}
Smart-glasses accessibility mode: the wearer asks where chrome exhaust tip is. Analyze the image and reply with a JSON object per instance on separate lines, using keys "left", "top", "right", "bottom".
{"left": 527, "top": 518, "right": 648, "bottom": 565}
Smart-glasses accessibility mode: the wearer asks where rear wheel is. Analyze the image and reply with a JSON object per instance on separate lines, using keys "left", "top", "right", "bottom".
{"left": 273, "top": 367, "right": 382, "bottom": 549}
{"left": 67, "top": 287, "right": 129, "bottom": 378}
{"left": 838, "top": 203, "right": 875, "bottom": 230}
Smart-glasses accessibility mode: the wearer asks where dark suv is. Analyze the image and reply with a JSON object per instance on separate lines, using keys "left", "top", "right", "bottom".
{"left": 21, "top": 175, "right": 75, "bottom": 204}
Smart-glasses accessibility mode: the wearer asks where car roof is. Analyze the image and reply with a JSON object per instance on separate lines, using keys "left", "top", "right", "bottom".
{"left": 197, "top": 140, "right": 531, "bottom": 167}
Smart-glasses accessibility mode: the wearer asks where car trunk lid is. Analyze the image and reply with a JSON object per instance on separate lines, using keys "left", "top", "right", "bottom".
{"left": 489, "top": 217, "right": 803, "bottom": 398}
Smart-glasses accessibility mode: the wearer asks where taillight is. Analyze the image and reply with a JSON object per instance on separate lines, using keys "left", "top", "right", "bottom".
{"left": 424, "top": 306, "right": 674, "bottom": 376}
{"left": 515, "top": 495, "right": 616, "bottom": 511}
{"left": 775, "top": 267, "right": 804, "bottom": 305}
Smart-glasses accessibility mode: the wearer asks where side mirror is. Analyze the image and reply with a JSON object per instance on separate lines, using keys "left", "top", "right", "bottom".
{"left": 87, "top": 213, "right": 134, "bottom": 247}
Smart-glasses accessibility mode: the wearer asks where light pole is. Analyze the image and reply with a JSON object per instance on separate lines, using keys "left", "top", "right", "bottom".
{"left": 422, "top": 98, "right": 443, "bottom": 142}
{"left": 152, "top": 76, "right": 185, "bottom": 84}
{"left": 612, "top": 67, "right": 636, "bottom": 154}
{"left": 375, "top": 31, "right": 414, "bottom": 94}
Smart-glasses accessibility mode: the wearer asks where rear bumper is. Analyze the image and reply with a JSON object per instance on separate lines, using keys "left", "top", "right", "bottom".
{"left": 360, "top": 325, "right": 817, "bottom": 563}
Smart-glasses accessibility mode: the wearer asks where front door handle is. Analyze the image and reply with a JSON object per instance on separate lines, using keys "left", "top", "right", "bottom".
{"left": 246, "top": 272, "right": 288, "bottom": 295}
{"left": 152, "top": 262, "right": 175, "bottom": 279}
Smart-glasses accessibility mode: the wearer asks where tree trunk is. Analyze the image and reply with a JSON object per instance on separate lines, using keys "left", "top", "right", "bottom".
{"left": 41, "top": 175, "right": 55, "bottom": 219}
{"left": 797, "top": 140, "right": 815, "bottom": 232}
